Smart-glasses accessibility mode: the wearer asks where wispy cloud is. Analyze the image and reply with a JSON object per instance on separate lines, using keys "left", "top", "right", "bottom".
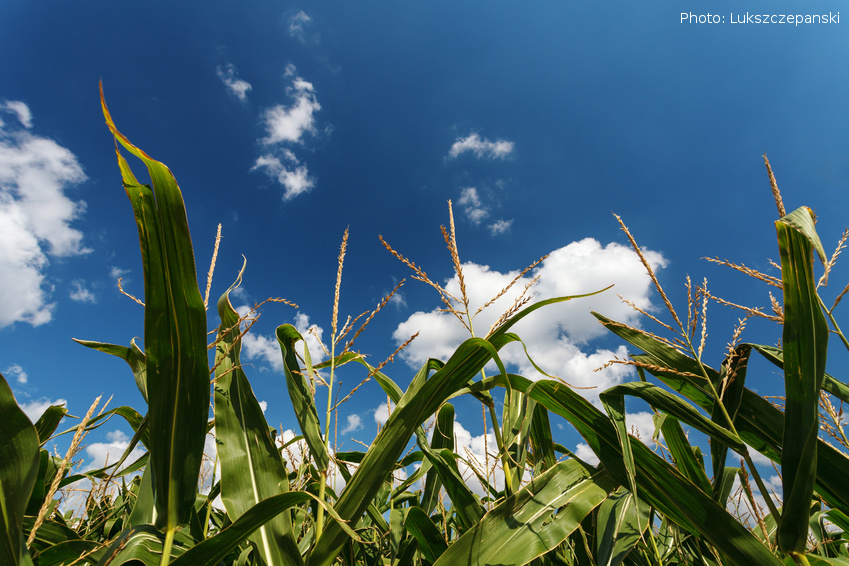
{"left": 4, "top": 364, "right": 28, "bottom": 384}
{"left": 0, "top": 102, "right": 89, "bottom": 328}
{"left": 457, "top": 187, "right": 513, "bottom": 235}
{"left": 488, "top": 218, "right": 512, "bottom": 235}
{"left": 253, "top": 65, "right": 323, "bottom": 200}
{"left": 449, "top": 133, "right": 514, "bottom": 160}
{"left": 288, "top": 11, "right": 316, "bottom": 44}
{"left": 458, "top": 187, "right": 488, "bottom": 224}
{"left": 216, "top": 63, "right": 252, "bottom": 102}
{"left": 2, "top": 100, "right": 32, "bottom": 128}
{"left": 69, "top": 279, "right": 95, "bottom": 303}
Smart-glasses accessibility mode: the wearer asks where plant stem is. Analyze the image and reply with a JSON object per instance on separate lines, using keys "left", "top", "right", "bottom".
{"left": 160, "top": 527, "right": 175, "bottom": 566}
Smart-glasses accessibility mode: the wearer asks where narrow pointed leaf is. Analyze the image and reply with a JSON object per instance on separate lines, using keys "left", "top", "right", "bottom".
{"left": 101, "top": 87, "right": 210, "bottom": 531}
{"left": 433, "top": 460, "right": 616, "bottom": 566}
{"left": 214, "top": 272, "right": 302, "bottom": 566}
{"left": 596, "top": 487, "right": 651, "bottom": 566}
{"left": 776, "top": 207, "right": 829, "bottom": 553}
{"left": 0, "top": 372, "right": 39, "bottom": 566}
{"left": 275, "top": 324, "right": 329, "bottom": 472}
{"left": 421, "top": 403, "right": 454, "bottom": 515}
{"left": 404, "top": 507, "right": 448, "bottom": 564}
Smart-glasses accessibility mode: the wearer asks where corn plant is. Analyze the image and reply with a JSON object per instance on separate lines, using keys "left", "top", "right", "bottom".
{"left": 2, "top": 90, "right": 849, "bottom": 565}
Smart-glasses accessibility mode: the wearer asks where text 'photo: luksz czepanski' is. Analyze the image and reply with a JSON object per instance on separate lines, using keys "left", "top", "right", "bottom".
{"left": 682, "top": 12, "right": 839, "bottom": 25}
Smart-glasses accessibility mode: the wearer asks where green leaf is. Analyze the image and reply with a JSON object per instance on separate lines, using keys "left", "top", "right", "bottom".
{"left": 710, "top": 345, "right": 750, "bottom": 481}
{"left": 308, "top": 336, "right": 507, "bottom": 566}
{"left": 659, "top": 416, "right": 712, "bottom": 495}
{"left": 0, "top": 372, "right": 39, "bottom": 566}
{"left": 424, "top": 448, "right": 485, "bottom": 533}
{"left": 421, "top": 402, "right": 454, "bottom": 515}
{"left": 101, "top": 87, "right": 210, "bottom": 532}
{"left": 214, "top": 268, "right": 302, "bottom": 566}
{"left": 171, "top": 492, "right": 357, "bottom": 566}
{"left": 776, "top": 207, "right": 829, "bottom": 553}
{"left": 433, "top": 460, "right": 616, "bottom": 566}
{"left": 275, "top": 324, "right": 329, "bottom": 472}
{"left": 404, "top": 507, "right": 448, "bottom": 564}
{"left": 74, "top": 339, "right": 147, "bottom": 403}
{"left": 596, "top": 487, "right": 651, "bottom": 566}
{"left": 505, "top": 373, "right": 784, "bottom": 566}
{"left": 32, "top": 405, "right": 67, "bottom": 445}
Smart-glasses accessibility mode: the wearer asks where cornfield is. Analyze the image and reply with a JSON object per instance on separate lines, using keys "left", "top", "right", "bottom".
{"left": 3, "top": 86, "right": 849, "bottom": 566}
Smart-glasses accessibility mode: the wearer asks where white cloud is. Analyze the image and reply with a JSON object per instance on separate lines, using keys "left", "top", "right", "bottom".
{"left": 341, "top": 414, "right": 363, "bottom": 434}
{"left": 456, "top": 187, "right": 513, "bottom": 235}
{"left": 458, "top": 187, "right": 488, "bottom": 224}
{"left": 217, "top": 64, "right": 252, "bottom": 102}
{"left": 259, "top": 400, "right": 268, "bottom": 414}
{"left": 241, "top": 312, "right": 327, "bottom": 372}
{"left": 288, "top": 11, "right": 314, "bottom": 43}
{"left": 251, "top": 154, "right": 314, "bottom": 200}
{"left": 0, "top": 105, "right": 89, "bottom": 327}
{"left": 4, "top": 363, "right": 28, "bottom": 384}
{"left": 241, "top": 332, "right": 283, "bottom": 371}
{"left": 83, "top": 429, "right": 146, "bottom": 472}
{"left": 69, "top": 279, "right": 95, "bottom": 303}
{"left": 2, "top": 101, "right": 33, "bottom": 128}
{"left": 449, "top": 133, "right": 514, "bottom": 160}
{"left": 261, "top": 67, "right": 320, "bottom": 145}
{"left": 488, "top": 219, "right": 512, "bottom": 235}
{"left": 19, "top": 397, "right": 67, "bottom": 422}
{"left": 392, "top": 238, "right": 667, "bottom": 404}
{"left": 574, "top": 443, "right": 600, "bottom": 466}
{"left": 252, "top": 66, "right": 323, "bottom": 200}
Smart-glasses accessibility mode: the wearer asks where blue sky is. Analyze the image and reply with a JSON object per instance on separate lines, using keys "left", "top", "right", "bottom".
{"left": 2, "top": 2, "right": 848, "bottom": 497}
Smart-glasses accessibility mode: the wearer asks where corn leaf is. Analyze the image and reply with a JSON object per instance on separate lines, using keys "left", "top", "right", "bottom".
{"left": 505, "top": 373, "right": 784, "bottom": 565}
{"left": 33, "top": 405, "right": 67, "bottom": 445}
{"left": 74, "top": 339, "right": 147, "bottom": 403}
{"left": 595, "top": 487, "right": 651, "bottom": 566}
{"left": 307, "top": 335, "right": 508, "bottom": 566}
{"left": 171, "top": 492, "right": 357, "bottom": 566}
{"left": 275, "top": 324, "right": 329, "bottom": 472}
{"left": 405, "top": 507, "right": 447, "bottom": 563}
{"left": 421, "top": 402, "right": 454, "bottom": 515}
{"left": 214, "top": 270, "right": 303, "bottom": 566}
{"left": 776, "top": 207, "right": 829, "bottom": 553}
{"left": 433, "top": 460, "right": 616, "bottom": 566}
{"left": 101, "top": 86, "right": 210, "bottom": 532}
{"left": 0, "top": 372, "right": 39, "bottom": 566}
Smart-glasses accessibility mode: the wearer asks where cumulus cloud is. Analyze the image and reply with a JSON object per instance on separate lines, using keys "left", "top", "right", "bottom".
{"left": 0, "top": 104, "right": 89, "bottom": 328}
{"left": 217, "top": 64, "right": 252, "bottom": 102}
{"left": 458, "top": 187, "right": 488, "bottom": 224}
{"left": 252, "top": 65, "right": 323, "bottom": 200}
{"left": 4, "top": 363, "right": 28, "bottom": 384}
{"left": 241, "top": 312, "right": 327, "bottom": 371}
{"left": 261, "top": 65, "right": 320, "bottom": 145}
{"left": 392, "top": 238, "right": 667, "bottom": 404}
{"left": 19, "top": 397, "right": 67, "bottom": 422}
{"left": 449, "top": 133, "right": 514, "bottom": 160}
{"left": 341, "top": 414, "right": 363, "bottom": 434}
{"left": 83, "top": 429, "right": 146, "bottom": 472}
{"left": 251, "top": 154, "right": 314, "bottom": 200}
{"left": 69, "top": 279, "right": 95, "bottom": 303}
